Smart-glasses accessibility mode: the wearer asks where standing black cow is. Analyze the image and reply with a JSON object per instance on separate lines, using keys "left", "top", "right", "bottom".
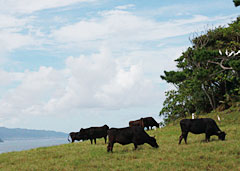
{"left": 80, "top": 125, "right": 109, "bottom": 144}
{"left": 142, "top": 117, "right": 159, "bottom": 130}
{"left": 68, "top": 132, "right": 82, "bottom": 143}
{"left": 179, "top": 118, "right": 226, "bottom": 144}
{"left": 107, "top": 126, "right": 159, "bottom": 152}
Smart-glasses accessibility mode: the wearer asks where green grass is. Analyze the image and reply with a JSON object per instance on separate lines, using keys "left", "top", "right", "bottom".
{"left": 0, "top": 107, "right": 240, "bottom": 170}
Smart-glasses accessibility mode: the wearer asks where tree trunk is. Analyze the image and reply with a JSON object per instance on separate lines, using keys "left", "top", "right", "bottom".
{"left": 201, "top": 83, "right": 215, "bottom": 110}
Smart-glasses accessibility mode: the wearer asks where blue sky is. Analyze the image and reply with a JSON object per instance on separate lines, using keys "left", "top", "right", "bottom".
{"left": 0, "top": 0, "right": 239, "bottom": 133}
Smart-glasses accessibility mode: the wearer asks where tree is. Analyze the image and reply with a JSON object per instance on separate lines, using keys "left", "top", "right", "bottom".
{"left": 233, "top": 0, "right": 240, "bottom": 7}
{"left": 160, "top": 18, "right": 240, "bottom": 124}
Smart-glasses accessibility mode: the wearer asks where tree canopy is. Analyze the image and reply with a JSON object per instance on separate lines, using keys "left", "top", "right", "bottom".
{"left": 160, "top": 17, "right": 240, "bottom": 124}
{"left": 233, "top": 0, "right": 240, "bottom": 7}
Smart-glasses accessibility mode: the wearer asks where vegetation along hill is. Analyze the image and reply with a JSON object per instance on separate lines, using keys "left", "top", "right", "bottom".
{"left": 0, "top": 127, "right": 67, "bottom": 141}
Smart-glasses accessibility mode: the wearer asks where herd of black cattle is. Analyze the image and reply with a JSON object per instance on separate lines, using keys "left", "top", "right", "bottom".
{"left": 68, "top": 117, "right": 226, "bottom": 152}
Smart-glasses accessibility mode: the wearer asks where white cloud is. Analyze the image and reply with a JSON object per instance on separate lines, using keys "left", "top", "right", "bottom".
{"left": 0, "top": 48, "right": 159, "bottom": 125}
{"left": 51, "top": 10, "right": 235, "bottom": 52}
{"left": 0, "top": 29, "right": 35, "bottom": 66}
{"left": 0, "top": 69, "right": 24, "bottom": 86}
{"left": 0, "top": 0, "right": 95, "bottom": 14}
{"left": 0, "top": 31, "right": 34, "bottom": 52}
{"left": 0, "top": 0, "right": 97, "bottom": 63}
{"left": 0, "top": 15, "right": 28, "bottom": 29}
{"left": 115, "top": 4, "right": 135, "bottom": 10}
{"left": 0, "top": 14, "right": 38, "bottom": 64}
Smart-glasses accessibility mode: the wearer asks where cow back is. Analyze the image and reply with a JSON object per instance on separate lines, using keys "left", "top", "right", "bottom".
{"left": 143, "top": 117, "right": 159, "bottom": 127}
{"left": 180, "top": 118, "right": 221, "bottom": 134}
{"left": 80, "top": 125, "right": 109, "bottom": 139}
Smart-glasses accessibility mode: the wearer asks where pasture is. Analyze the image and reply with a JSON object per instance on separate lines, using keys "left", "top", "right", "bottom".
{"left": 0, "top": 107, "right": 239, "bottom": 170}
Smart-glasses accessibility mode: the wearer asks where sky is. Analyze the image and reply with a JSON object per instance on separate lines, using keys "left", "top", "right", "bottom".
{"left": 0, "top": 0, "right": 239, "bottom": 133}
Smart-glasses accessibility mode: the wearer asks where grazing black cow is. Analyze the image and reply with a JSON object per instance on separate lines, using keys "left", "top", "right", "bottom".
{"left": 107, "top": 126, "right": 159, "bottom": 152}
{"left": 80, "top": 125, "right": 109, "bottom": 144}
{"left": 68, "top": 132, "right": 82, "bottom": 143}
{"left": 142, "top": 117, "right": 159, "bottom": 130}
{"left": 129, "top": 118, "right": 144, "bottom": 127}
{"left": 179, "top": 118, "right": 226, "bottom": 144}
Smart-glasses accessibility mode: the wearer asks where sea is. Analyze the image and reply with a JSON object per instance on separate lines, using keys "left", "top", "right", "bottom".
{"left": 0, "top": 137, "right": 69, "bottom": 154}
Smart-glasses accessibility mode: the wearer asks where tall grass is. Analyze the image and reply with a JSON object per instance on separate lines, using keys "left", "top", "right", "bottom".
{"left": 0, "top": 107, "right": 239, "bottom": 170}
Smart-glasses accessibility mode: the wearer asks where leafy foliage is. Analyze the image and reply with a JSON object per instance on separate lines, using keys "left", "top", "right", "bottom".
{"left": 233, "top": 0, "right": 240, "bottom": 7}
{"left": 160, "top": 18, "right": 240, "bottom": 124}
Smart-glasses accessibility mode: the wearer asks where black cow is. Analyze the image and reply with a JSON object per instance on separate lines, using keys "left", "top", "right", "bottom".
{"left": 80, "top": 125, "right": 109, "bottom": 144}
{"left": 142, "top": 117, "right": 159, "bottom": 130}
{"left": 179, "top": 118, "right": 226, "bottom": 144}
{"left": 129, "top": 118, "right": 144, "bottom": 127}
{"left": 68, "top": 132, "right": 82, "bottom": 143}
{"left": 107, "top": 126, "right": 159, "bottom": 152}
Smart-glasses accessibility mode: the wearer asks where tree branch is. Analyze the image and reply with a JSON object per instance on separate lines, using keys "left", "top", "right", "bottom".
{"left": 208, "top": 59, "right": 233, "bottom": 70}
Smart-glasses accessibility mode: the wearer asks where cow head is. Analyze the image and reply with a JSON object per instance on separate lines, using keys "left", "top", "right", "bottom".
{"left": 148, "top": 136, "right": 159, "bottom": 148}
{"left": 153, "top": 121, "right": 159, "bottom": 128}
{"left": 218, "top": 131, "right": 226, "bottom": 140}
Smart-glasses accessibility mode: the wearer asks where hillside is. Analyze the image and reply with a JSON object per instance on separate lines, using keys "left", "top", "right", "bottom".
{"left": 0, "top": 106, "right": 239, "bottom": 170}
{"left": 0, "top": 127, "right": 67, "bottom": 140}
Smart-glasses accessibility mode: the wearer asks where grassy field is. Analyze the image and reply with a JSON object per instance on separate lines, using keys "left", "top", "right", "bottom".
{"left": 0, "top": 107, "right": 239, "bottom": 171}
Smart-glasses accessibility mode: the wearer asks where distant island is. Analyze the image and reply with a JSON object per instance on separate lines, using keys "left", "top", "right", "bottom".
{"left": 0, "top": 127, "right": 67, "bottom": 141}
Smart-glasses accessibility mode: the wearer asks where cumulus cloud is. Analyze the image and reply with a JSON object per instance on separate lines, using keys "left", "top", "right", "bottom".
{"left": 0, "top": 48, "right": 159, "bottom": 124}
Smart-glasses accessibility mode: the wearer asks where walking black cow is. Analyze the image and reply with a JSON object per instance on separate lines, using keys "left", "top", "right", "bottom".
{"left": 80, "top": 125, "right": 109, "bottom": 144}
{"left": 142, "top": 117, "right": 159, "bottom": 130}
{"left": 107, "top": 126, "right": 159, "bottom": 152}
{"left": 68, "top": 132, "right": 82, "bottom": 143}
{"left": 179, "top": 118, "right": 226, "bottom": 144}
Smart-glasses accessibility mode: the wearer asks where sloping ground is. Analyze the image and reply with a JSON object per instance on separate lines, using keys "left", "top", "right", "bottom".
{"left": 0, "top": 106, "right": 239, "bottom": 170}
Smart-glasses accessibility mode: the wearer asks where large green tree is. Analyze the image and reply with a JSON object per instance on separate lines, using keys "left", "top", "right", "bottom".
{"left": 160, "top": 18, "right": 240, "bottom": 124}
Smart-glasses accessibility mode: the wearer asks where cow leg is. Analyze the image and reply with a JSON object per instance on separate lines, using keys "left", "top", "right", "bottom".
{"left": 107, "top": 142, "right": 114, "bottom": 152}
{"left": 94, "top": 138, "right": 96, "bottom": 144}
{"left": 90, "top": 139, "right": 93, "bottom": 144}
{"left": 179, "top": 134, "right": 183, "bottom": 144}
{"left": 183, "top": 133, "right": 188, "bottom": 144}
{"left": 134, "top": 143, "right": 138, "bottom": 150}
{"left": 179, "top": 132, "right": 188, "bottom": 144}
{"left": 205, "top": 134, "right": 210, "bottom": 142}
{"left": 72, "top": 139, "right": 75, "bottom": 143}
{"left": 104, "top": 136, "right": 107, "bottom": 144}
{"left": 147, "top": 126, "right": 149, "bottom": 130}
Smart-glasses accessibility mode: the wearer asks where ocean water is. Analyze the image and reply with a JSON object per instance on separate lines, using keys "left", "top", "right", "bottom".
{"left": 0, "top": 138, "right": 69, "bottom": 154}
